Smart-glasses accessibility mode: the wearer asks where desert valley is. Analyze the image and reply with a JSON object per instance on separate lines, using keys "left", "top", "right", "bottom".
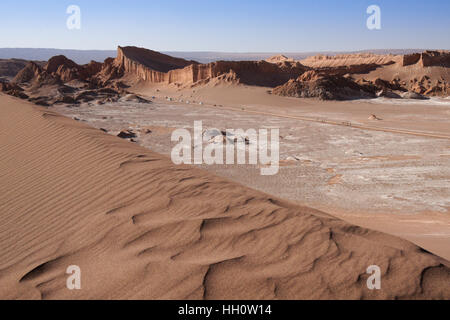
{"left": 1, "top": 45, "right": 450, "bottom": 300}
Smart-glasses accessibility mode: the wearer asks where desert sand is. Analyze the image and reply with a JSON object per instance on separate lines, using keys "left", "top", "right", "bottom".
{"left": 1, "top": 46, "right": 450, "bottom": 300}
{"left": 51, "top": 83, "right": 450, "bottom": 262}
{"left": 1, "top": 93, "right": 450, "bottom": 299}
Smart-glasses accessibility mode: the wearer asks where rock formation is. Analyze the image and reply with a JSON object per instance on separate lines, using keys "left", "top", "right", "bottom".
{"left": 43, "top": 55, "right": 104, "bottom": 83}
{"left": 266, "top": 55, "right": 294, "bottom": 64}
{"left": 6, "top": 46, "right": 450, "bottom": 104}
{"left": 113, "top": 46, "right": 309, "bottom": 87}
{"left": 117, "top": 46, "right": 197, "bottom": 73}
{"left": 0, "top": 79, "right": 29, "bottom": 99}
{"left": 0, "top": 58, "right": 43, "bottom": 80}
{"left": 273, "top": 70, "right": 376, "bottom": 100}
{"left": 301, "top": 53, "right": 397, "bottom": 69}
{"left": 420, "top": 50, "right": 450, "bottom": 67}
{"left": 12, "top": 61, "right": 49, "bottom": 85}
{"left": 402, "top": 53, "right": 421, "bottom": 66}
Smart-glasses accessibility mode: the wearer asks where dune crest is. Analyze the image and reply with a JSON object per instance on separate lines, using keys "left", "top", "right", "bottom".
{"left": 0, "top": 94, "right": 449, "bottom": 300}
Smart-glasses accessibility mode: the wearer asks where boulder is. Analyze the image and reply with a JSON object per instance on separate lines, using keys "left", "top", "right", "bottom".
{"left": 117, "top": 130, "right": 137, "bottom": 139}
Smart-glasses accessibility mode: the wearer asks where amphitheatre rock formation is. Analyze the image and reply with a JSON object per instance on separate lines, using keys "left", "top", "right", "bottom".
{"left": 112, "top": 46, "right": 309, "bottom": 87}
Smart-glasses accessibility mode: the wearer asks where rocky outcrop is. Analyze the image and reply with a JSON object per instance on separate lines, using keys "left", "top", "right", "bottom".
{"left": 0, "top": 80, "right": 29, "bottom": 99}
{"left": 406, "top": 75, "right": 450, "bottom": 96}
{"left": 117, "top": 46, "right": 196, "bottom": 73}
{"left": 117, "top": 129, "right": 137, "bottom": 139}
{"left": 423, "top": 84, "right": 450, "bottom": 96}
{"left": 315, "top": 63, "right": 392, "bottom": 77}
{"left": 44, "top": 55, "right": 79, "bottom": 74}
{"left": 79, "top": 61, "right": 103, "bottom": 80}
{"left": 402, "top": 53, "right": 421, "bottom": 66}
{"left": 301, "top": 53, "right": 396, "bottom": 67}
{"left": 43, "top": 56, "right": 104, "bottom": 83}
{"left": 12, "top": 61, "right": 45, "bottom": 84}
{"left": 92, "top": 57, "right": 124, "bottom": 86}
{"left": 266, "top": 55, "right": 294, "bottom": 64}
{"left": 0, "top": 58, "right": 41, "bottom": 79}
{"left": 273, "top": 70, "right": 376, "bottom": 100}
{"left": 301, "top": 53, "right": 396, "bottom": 72}
{"left": 373, "top": 78, "right": 404, "bottom": 91}
{"left": 113, "top": 46, "right": 197, "bottom": 83}
{"left": 167, "top": 60, "right": 308, "bottom": 87}
{"left": 300, "top": 53, "right": 397, "bottom": 78}
{"left": 399, "top": 51, "right": 450, "bottom": 68}
{"left": 420, "top": 50, "right": 450, "bottom": 67}
{"left": 13, "top": 56, "right": 107, "bottom": 87}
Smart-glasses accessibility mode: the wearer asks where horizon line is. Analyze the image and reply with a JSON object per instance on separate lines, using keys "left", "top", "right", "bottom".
{"left": 0, "top": 47, "right": 443, "bottom": 54}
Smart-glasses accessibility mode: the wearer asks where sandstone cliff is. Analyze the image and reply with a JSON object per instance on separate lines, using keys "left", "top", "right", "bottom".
{"left": 114, "top": 46, "right": 309, "bottom": 87}
{"left": 113, "top": 46, "right": 197, "bottom": 83}
{"left": 420, "top": 50, "right": 450, "bottom": 67}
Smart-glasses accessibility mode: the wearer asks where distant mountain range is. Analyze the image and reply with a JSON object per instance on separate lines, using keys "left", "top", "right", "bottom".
{"left": 0, "top": 48, "right": 430, "bottom": 64}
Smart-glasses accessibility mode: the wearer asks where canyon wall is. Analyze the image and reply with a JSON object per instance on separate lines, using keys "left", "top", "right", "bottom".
{"left": 115, "top": 47, "right": 168, "bottom": 82}
{"left": 115, "top": 46, "right": 308, "bottom": 87}
{"left": 402, "top": 53, "right": 421, "bottom": 66}
{"left": 402, "top": 51, "right": 450, "bottom": 67}
{"left": 420, "top": 50, "right": 450, "bottom": 67}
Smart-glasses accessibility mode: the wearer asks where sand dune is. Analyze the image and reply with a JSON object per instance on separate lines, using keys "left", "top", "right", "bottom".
{"left": 0, "top": 94, "right": 449, "bottom": 300}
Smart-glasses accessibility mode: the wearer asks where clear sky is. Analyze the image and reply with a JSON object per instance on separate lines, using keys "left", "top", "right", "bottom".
{"left": 1, "top": 0, "right": 449, "bottom": 52}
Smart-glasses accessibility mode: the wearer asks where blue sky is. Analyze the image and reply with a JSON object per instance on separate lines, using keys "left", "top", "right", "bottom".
{"left": 1, "top": 0, "right": 449, "bottom": 52}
